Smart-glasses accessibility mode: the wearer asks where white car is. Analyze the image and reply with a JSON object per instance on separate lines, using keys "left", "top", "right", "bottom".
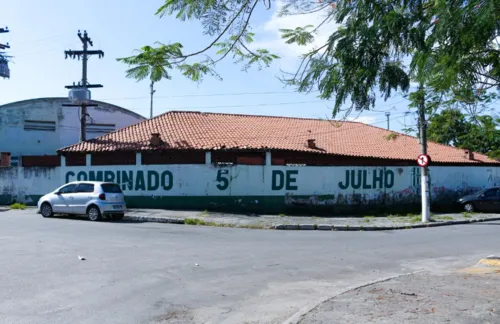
{"left": 37, "top": 181, "right": 127, "bottom": 221}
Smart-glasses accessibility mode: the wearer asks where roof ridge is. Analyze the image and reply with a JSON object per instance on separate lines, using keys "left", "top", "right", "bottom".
{"left": 164, "top": 110, "right": 363, "bottom": 124}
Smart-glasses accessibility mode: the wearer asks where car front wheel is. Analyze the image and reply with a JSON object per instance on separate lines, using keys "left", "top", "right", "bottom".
{"left": 87, "top": 205, "right": 102, "bottom": 221}
{"left": 40, "top": 203, "right": 53, "bottom": 218}
{"left": 464, "top": 203, "right": 475, "bottom": 213}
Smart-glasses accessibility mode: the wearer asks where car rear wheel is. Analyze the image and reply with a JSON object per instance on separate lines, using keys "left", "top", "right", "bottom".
{"left": 464, "top": 203, "right": 475, "bottom": 213}
{"left": 87, "top": 205, "right": 102, "bottom": 221}
{"left": 41, "top": 203, "right": 53, "bottom": 218}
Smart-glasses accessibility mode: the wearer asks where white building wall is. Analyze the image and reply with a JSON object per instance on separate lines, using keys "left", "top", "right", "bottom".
{"left": 0, "top": 162, "right": 499, "bottom": 213}
{"left": 0, "top": 98, "right": 145, "bottom": 157}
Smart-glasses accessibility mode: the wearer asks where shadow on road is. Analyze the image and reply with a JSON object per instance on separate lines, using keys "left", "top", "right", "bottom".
{"left": 48, "top": 215, "right": 147, "bottom": 224}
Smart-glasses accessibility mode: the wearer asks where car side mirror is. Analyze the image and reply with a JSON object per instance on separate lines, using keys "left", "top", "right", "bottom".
{"left": 55, "top": 191, "right": 61, "bottom": 195}
{"left": 480, "top": 194, "right": 485, "bottom": 198}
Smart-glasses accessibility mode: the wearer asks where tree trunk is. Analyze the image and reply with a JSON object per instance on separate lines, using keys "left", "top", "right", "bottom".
{"left": 150, "top": 82, "right": 156, "bottom": 119}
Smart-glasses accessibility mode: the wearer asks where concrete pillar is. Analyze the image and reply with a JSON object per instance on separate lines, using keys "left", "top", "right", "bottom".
{"left": 265, "top": 151, "right": 272, "bottom": 166}
{"left": 85, "top": 154, "right": 91, "bottom": 166}
{"left": 136, "top": 152, "right": 142, "bottom": 165}
{"left": 205, "top": 151, "right": 212, "bottom": 165}
{"left": 61, "top": 155, "right": 66, "bottom": 167}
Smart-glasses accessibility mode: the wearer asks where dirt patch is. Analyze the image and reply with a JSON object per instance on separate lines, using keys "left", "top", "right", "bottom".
{"left": 300, "top": 271, "right": 500, "bottom": 324}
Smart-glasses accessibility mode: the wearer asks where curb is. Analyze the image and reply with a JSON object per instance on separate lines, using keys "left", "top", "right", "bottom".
{"left": 121, "top": 215, "right": 500, "bottom": 231}
{"left": 274, "top": 217, "right": 500, "bottom": 231}
{"left": 123, "top": 215, "right": 185, "bottom": 224}
{"left": 281, "top": 270, "right": 426, "bottom": 324}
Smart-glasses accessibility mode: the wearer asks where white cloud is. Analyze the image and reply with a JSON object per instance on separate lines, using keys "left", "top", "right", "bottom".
{"left": 252, "top": 0, "right": 340, "bottom": 70}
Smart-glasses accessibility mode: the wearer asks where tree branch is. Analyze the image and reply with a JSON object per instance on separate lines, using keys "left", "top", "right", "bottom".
{"left": 312, "top": 10, "right": 335, "bottom": 34}
{"left": 238, "top": 40, "right": 258, "bottom": 56}
{"left": 282, "top": 4, "right": 330, "bottom": 16}
{"left": 212, "top": 0, "right": 259, "bottom": 64}
{"left": 180, "top": 0, "right": 251, "bottom": 60}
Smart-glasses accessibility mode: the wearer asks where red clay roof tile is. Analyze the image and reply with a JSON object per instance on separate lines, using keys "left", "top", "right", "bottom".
{"left": 58, "top": 111, "right": 499, "bottom": 164}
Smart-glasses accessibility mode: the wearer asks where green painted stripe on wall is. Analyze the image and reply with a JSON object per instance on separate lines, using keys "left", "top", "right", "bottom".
{"left": 0, "top": 195, "right": 42, "bottom": 206}
{"left": 123, "top": 195, "right": 424, "bottom": 215}
{"left": 0, "top": 194, "right": 459, "bottom": 215}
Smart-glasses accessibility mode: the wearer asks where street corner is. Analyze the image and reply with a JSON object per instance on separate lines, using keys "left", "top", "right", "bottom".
{"left": 459, "top": 255, "right": 500, "bottom": 275}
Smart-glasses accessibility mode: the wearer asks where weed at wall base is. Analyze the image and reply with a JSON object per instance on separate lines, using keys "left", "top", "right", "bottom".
{"left": 9, "top": 203, "right": 26, "bottom": 210}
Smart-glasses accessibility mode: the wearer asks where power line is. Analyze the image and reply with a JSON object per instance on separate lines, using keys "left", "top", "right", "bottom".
{"left": 161, "top": 113, "right": 413, "bottom": 143}
{"left": 151, "top": 97, "right": 410, "bottom": 112}
{"left": 100, "top": 90, "right": 320, "bottom": 101}
{"left": 10, "top": 48, "right": 60, "bottom": 58}
{"left": 14, "top": 34, "right": 65, "bottom": 45}
{"left": 158, "top": 100, "right": 325, "bottom": 110}
{"left": 1, "top": 112, "right": 411, "bottom": 132}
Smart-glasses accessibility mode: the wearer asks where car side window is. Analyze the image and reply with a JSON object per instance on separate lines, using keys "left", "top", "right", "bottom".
{"left": 483, "top": 189, "right": 496, "bottom": 197}
{"left": 77, "top": 183, "right": 94, "bottom": 193}
{"left": 59, "top": 184, "right": 77, "bottom": 194}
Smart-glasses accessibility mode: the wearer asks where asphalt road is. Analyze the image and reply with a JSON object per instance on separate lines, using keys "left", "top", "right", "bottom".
{"left": 1, "top": 209, "right": 499, "bottom": 324}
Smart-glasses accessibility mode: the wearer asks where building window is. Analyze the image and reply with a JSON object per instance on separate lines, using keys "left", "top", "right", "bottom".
{"left": 142, "top": 151, "right": 205, "bottom": 165}
{"left": 65, "top": 153, "right": 86, "bottom": 166}
{"left": 86, "top": 123, "right": 115, "bottom": 134}
{"left": 24, "top": 120, "right": 56, "bottom": 132}
{"left": 22, "top": 155, "right": 61, "bottom": 167}
{"left": 91, "top": 152, "right": 136, "bottom": 166}
{"left": 212, "top": 151, "right": 265, "bottom": 165}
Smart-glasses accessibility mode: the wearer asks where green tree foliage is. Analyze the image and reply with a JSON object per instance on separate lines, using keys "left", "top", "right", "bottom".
{"left": 428, "top": 0, "right": 500, "bottom": 98}
{"left": 428, "top": 108, "right": 500, "bottom": 159}
{"left": 117, "top": 43, "right": 180, "bottom": 83}
{"left": 118, "top": 0, "right": 499, "bottom": 118}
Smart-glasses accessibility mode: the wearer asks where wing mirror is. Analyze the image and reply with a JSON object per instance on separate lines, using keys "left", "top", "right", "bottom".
{"left": 55, "top": 191, "right": 61, "bottom": 195}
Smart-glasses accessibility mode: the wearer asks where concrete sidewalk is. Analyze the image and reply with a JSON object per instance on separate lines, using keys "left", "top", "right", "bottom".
{"left": 3, "top": 207, "right": 500, "bottom": 230}
{"left": 295, "top": 264, "right": 500, "bottom": 323}
{"left": 123, "top": 208, "right": 500, "bottom": 231}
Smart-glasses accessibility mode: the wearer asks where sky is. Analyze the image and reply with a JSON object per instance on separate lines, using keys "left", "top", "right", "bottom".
{"left": 0, "top": 0, "right": 454, "bottom": 134}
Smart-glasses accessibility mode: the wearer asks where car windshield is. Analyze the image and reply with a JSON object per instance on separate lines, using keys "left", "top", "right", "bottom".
{"left": 475, "top": 188, "right": 495, "bottom": 196}
{"left": 101, "top": 183, "right": 122, "bottom": 193}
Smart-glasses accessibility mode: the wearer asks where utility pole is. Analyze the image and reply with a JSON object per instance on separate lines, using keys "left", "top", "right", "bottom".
{"left": 150, "top": 82, "right": 156, "bottom": 119}
{"left": 0, "top": 27, "right": 10, "bottom": 50}
{"left": 63, "top": 30, "right": 104, "bottom": 142}
{"left": 385, "top": 111, "right": 391, "bottom": 130}
{"left": 0, "top": 26, "right": 11, "bottom": 79}
{"left": 418, "top": 83, "right": 431, "bottom": 223}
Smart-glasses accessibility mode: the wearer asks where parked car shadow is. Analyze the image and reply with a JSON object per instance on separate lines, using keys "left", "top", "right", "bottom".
{"left": 49, "top": 214, "right": 147, "bottom": 223}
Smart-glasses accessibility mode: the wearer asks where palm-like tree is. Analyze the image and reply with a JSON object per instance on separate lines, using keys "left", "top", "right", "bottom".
{"left": 117, "top": 43, "right": 178, "bottom": 119}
